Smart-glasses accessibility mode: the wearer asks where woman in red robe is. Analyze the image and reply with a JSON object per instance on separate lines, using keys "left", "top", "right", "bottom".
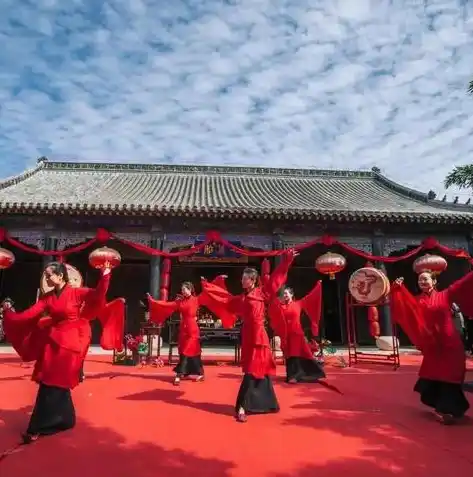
{"left": 200, "top": 249, "right": 297, "bottom": 423}
{"left": 390, "top": 270, "right": 472, "bottom": 424}
{"left": 1, "top": 261, "right": 112, "bottom": 443}
{"left": 147, "top": 279, "right": 235, "bottom": 386}
{"left": 269, "top": 284, "right": 325, "bottom": 383}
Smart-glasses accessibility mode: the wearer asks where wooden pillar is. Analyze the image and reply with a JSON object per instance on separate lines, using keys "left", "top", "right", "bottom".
{"left": 371, "top": 231, "right": 392, "bottom": 337}
{"left": 149, "top": 227, "right": 163, "bottom": 298}
{"left": 42, "top": 235, "right": 58, "bottom": 268}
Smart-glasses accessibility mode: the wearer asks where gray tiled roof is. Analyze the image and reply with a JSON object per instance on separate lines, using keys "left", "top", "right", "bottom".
{"left": 0, "top": 159, "right": 472, "bottom": 223}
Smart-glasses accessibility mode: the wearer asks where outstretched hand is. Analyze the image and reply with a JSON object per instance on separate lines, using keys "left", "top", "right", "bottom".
{"left": 287, "top": 248, "right": 299, "bottom": 259}
{"left": 102, "top": 261, "right": 112, "bottom": 275}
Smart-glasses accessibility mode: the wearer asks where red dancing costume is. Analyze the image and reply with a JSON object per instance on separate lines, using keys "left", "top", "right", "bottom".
{"left": 201, "top": 252, "right": 295, "bottom": 419}
{"left": 2, "top": 269, "right": 113, "bottom": 441}
{"left": 269, "top": 282, "right": 325, "bottom": 383}
{"left": 147, "top": 278, "right": 235, "bottom": 381}
{"left": 390, "top": 272, "right": 473, "bottom": 420}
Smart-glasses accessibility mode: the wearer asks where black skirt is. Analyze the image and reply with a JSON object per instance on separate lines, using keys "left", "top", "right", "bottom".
{"left": 173, "top": 355, "right": 204, "bottom": 376}
{"left": 27, "top": 383, "right": 76, "bottom": 436}
{"left": 285, "top": 357, "right": 326, "bottom": 382}
{"left": 414, "top": 378, "right": 470, "bottom": 418}
{"left": 235, "top": 374, "right": 280, "bottom": 414}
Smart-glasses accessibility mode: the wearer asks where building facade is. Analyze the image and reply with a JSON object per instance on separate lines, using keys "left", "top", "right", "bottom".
{"left": 1, "top": 158, "right": 473, "bottom": 345}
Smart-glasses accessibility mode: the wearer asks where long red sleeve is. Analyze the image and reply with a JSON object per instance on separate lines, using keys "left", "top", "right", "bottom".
{"left": 3, "top": 301, "right": 48, "bottom": 362}
{"left": 267, "top": 300, "right": 288, "bottom": 348}
{"left": 97, "top": 298, "right": 125, "bottom": 351}
{"left": 78, "top": 272, "right": 112, "bottom": 320}
{"left": 197, "top": 293, "right": 237, "bottom": 328}
{"left": 147, "top": 296, "right": 179, "bottom": 325}
{"left": 389, "top": 284, "right": 434, "bottom": 349}
{"left": 298, "top": 281, "right": 322, "bottom": 336}
{"left": 264, "top": 253, "right": 294, "bottom": 298}
{"left": 3, "top": 300, "right": 46, "bottom": 322}
{"left": 446, "top": 270, "right": 473, "bottom": 316}
{"left": 200, "top": 279, "right": 241, "bottom": 316}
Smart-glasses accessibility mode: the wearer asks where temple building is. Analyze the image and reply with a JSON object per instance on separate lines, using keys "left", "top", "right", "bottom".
{"left": 1, "top": 157, "right": 472, "bottom": 346}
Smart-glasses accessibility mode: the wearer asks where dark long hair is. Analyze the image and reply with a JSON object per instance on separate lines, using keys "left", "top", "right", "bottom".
{"left": 45, "top": 261, "right": 70, "bottom": 283}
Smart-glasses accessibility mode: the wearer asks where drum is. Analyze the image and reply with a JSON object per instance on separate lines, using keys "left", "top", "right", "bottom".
{"left": 348, "top": 267, "right": 390, "bottom": 305}
{"left": 40, "top": 263, "right": 83, "bottom": 295}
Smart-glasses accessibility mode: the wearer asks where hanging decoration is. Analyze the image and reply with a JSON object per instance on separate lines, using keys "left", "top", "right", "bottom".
{"left": 0, "top": 227, "right": 470, "bottom": 265}
{"left": 315, "top": 252, "right": 346, "bottom": 279}
{"left": 89, "top": 246, "right": 122, "bottom": 269}
{"left": 160, "top": 259, "right": 171, "bottom": 301}
{"left": 0, "top": 247, "right": 15, "bottom": 270}
{"left": 412, "top": 253, "right": 447, "bottom": 276}
{"left": 367, "top": 306, "right": 381, "bottom": 338}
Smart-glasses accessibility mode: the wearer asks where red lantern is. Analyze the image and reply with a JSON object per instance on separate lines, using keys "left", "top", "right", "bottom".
{"left": 0, "top": 247, "right": 15, "bottom": 270}
{"left": 88, "top": 246, "right": 121, "bottom": 269}
{"left": 315, "top": 252, "right": 346, "bottom": 279}
{"left": 413, "top": 254, "right": 447, "bottom": 275}
{"left": 367, "top": 306, "right": 380, "bottom": 338}
{"left": 160, "top": 259, "right": 172, "bottom": 301}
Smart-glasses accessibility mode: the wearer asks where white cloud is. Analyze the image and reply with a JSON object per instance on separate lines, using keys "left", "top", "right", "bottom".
{"left": 0, "top": 0, "right": 472, "bottom": 201}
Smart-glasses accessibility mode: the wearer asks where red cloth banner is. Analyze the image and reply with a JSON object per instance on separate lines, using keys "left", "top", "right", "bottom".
{"left": 0, "top": 227, "right": 470, "bottom": 264}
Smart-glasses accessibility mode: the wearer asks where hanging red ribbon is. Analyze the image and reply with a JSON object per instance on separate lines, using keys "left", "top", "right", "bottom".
{"left": 0, "top": 227, "right": 470, "bottom": 263}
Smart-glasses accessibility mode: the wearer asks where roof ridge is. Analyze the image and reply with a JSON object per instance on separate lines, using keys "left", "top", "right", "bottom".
{"left": 39, "top": 158, "right": 376, "bottom": 179}
{"left": 0, "top": 158, "right": 45, "bottom": 191}
{"left": 1, "top": 158, "right": 470, "bottom": 212}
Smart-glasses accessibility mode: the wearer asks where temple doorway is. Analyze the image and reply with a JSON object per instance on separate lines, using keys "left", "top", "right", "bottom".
{"left": 285, "top": 243, "right": 366, "bottom": 346}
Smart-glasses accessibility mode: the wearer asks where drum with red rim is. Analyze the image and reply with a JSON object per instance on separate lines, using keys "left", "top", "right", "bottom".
{"left": 348, "top": 267, "right": 390, "bottom": 305}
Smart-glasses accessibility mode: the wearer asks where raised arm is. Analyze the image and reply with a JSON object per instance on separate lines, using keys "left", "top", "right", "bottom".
{"left": 2, "top": 300, "right": 47, "bottom": 322}
{"left": 79, "top": 269, "right": 112, "bottom": 321}
{"left": 297, "top": 281, "right": 322, "bottom": 336}
{"left": 389, "top": 279, "right": 434, "bottom": 350}
{"left": 76, "top": 269, "right": 111, "bottom": 304}
{"left": 445, "top": 270, "right": 473, "bottom": 316}
{"left": 146, "top": 295, "right": 179, "bottom": 325}
{"left": 197, "top": 276, "right": 238, "bottom": 328}
{"left": 200, "top": 277, "right": 242, "bottom": 316}
{"left": 263, "top": 249, "right": 297, "bottom": 298}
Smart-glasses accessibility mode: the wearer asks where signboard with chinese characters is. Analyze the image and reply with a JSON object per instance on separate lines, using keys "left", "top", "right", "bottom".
{"left": 177, "top": 240, "right": 248, "bottom": 263}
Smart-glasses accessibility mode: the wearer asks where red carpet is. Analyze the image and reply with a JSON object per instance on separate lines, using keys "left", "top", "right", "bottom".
{"left": 1, "top": 354, "right": 472, "bottom": 477}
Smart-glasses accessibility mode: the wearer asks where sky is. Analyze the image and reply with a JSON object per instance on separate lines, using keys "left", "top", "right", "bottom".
{"left": 0, "top": 0, "right": 472, "bottom": 200}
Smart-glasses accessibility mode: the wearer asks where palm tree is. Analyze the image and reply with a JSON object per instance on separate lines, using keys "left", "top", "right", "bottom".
{"left": 444, "top": 165, "right": 473, "bottom": 191}
{"left": 469, "top": 79, "right": 473, "bottom": 95}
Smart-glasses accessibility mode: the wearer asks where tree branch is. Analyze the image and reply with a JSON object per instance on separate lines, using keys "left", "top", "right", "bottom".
{"left": 444, "top": 165, "right": 473, "bottom": 190}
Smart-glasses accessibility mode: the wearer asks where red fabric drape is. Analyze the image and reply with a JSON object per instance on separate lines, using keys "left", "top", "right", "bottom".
{"left": 0, "top": 227, "right": 471, "bottom": 263}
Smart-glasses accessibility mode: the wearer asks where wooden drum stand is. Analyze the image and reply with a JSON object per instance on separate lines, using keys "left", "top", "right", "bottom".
{"left": 346, "top": 266, "right": 400, "bottom": 370}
